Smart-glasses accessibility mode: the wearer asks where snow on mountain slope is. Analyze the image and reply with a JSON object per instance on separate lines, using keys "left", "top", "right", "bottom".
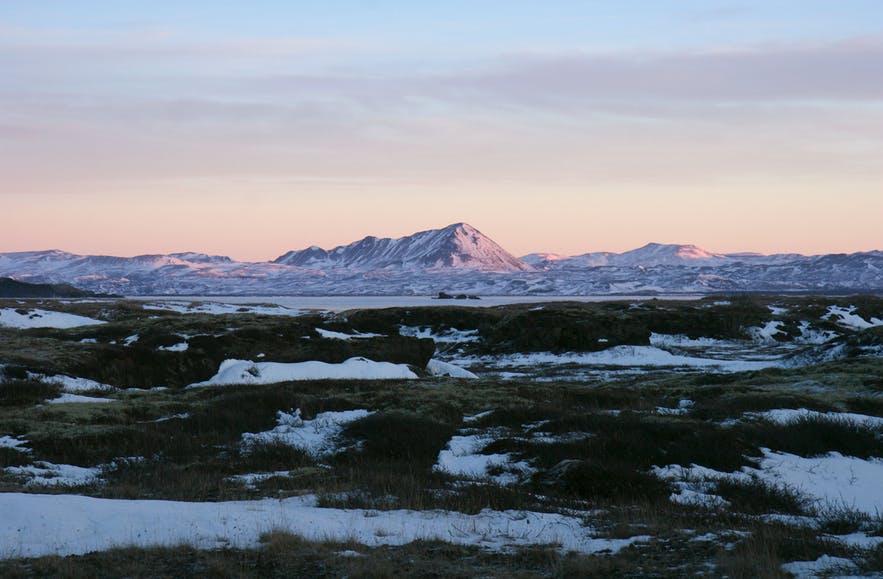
{"left": 608, "top": 243, "right": 729, "bottom": 267}
{"left": 523, "top": 244, "right": 728, "bottom": 269}
{"left": 274, "top": 223, "right": 532, "bottom": 273}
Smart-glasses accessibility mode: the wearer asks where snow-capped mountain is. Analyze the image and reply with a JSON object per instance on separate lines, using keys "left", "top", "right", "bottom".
{"left": 0, "top": 225, "right": 880, "bottom": 296}
{"left": 526, "top": 243, "right": 729, "bottom": 269}
{"left": 274, "top": 223, "right": 531, "bottom": 273}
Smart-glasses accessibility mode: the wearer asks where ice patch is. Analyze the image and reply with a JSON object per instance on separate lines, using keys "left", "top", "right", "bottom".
{"left": 0, "top": 308, "right": 105, "bottom": 329}
{"left": 123, "top": 334, "right": 140, "bottom": 346}
{"left": 189, "top": 357, "right": 418, "bottom": 387}
{"left": 241, "top": 408, "right": 372, "bottom": 459}
{"left": 426, "top": 359, "right": 478, "bottom": 379}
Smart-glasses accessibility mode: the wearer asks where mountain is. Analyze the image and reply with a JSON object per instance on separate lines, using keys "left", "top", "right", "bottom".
{"left": 274, "top": 223, "right": 532, "bottom": 273}
{"left": 0, "top": 226, "right": 880, "bottom": 296}
{"left": 525, "top": 243, "right": 729, "bottom": 269}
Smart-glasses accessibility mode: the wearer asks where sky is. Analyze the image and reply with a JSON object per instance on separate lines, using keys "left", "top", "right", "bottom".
{"left": 2, "top": 0, "right": 882, "bottom": 261}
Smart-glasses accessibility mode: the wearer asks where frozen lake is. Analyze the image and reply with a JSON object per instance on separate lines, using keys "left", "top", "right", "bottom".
{"left": 132, "top": 294, "right": 700, "bottom": 312}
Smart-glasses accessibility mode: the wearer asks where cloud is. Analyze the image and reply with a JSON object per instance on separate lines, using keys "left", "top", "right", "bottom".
{"left": 460, "top": 39, "right": 883, "bottom": 103}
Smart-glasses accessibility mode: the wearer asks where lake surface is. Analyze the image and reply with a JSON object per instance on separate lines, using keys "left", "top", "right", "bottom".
{"left": 133, "top": 295, "right": 701, "bottom": 312}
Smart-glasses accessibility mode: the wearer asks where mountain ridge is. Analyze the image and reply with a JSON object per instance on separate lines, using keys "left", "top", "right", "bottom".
{"left": 0, "top": 223, "right": 881, "bottom": 295}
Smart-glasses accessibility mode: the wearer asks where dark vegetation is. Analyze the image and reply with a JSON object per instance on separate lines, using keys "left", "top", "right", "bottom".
{"left": 0, "top": 277, "right": 97, "bottom": 298}
{"left": 0, "top": 295, "right": 882, "bottom": 575}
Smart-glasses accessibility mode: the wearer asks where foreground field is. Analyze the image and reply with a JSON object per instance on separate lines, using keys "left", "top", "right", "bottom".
{"left": 1, "top": 296, "right": 881, "bottom": 577}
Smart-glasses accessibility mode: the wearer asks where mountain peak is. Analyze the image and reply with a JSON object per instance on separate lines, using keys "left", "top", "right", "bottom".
{"left": 274, "top": 223, "right": 531, "bottom": 272}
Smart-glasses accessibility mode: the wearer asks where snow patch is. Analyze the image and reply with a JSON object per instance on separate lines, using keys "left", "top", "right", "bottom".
{"left": 0, "top": 493, "right": 649, "bottom": 558}
{"left": 426, "top": 359, "right": 478, "bottom": 379}
{"left": 656, "top": 400, "right": 694, "bottom": 416}
{"left": 241, "top": 409, "right": 372, "bottom": 459}
{"left": 745, "top": 408, "right": 883, "bottom": 429}
{"left": 463, "top": 347, "right": 780, "bottom": 372}
{"left": 158, "top": 342, "right": 189, "bottom": 352}
{"left": 823, "top": 305, "right": 883, "bottom": 330}
{"left": 649, "top": 333, "right": 734, "bottom": 348}
{"left": 227, "top": 471, "right": 294, "bottom": 489}
{"left": 189, "top": 357, "right": 418, "bottom": 387}
{"left": 31, "top": 374, "right": 116, "bottom": 393}
{"left": 654, "top": 450, "right": 883, "bottom": 516}
{"left": 780, "top": 555, "right": 857, "bottom": 577}
{"left": 0, "top": 436, "right": 29, "bottom": 452}
{"left": 796, "top": 321, "right": 838, "bottom": 344}
{"left": 0, "top": 308, "right": 105, "bottom": 329}
{"left": 316, "top": 328, "right": 383, "bottom": 340}
{"left": 399, "top": 326, "right": 479, "bottom": 343}
{"left": 4, "top": 462, "right": 102, "bottom": 487}
{"left": 745, "top": 321, "right": 785, "bottom": 343}
{"left": 434, "top": 416, "right": 536, "bottom": 485}
{"left": 143, "top": 301, "right": 303, "bottom": 317}
{"left": 45, "top": 393, "right": 115, "bottom": 404}
{"left": 751, "top": 450, "right": 883, "bottom": 516}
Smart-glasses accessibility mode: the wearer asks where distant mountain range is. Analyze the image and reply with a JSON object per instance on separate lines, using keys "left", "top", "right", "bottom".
{"left": 0, "top": 223, "right": 880, "bottom": 295}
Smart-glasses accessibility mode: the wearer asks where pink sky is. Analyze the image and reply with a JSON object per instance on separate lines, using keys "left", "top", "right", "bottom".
{"left": 2, "top": 5, "right": 882, "bottom": 261}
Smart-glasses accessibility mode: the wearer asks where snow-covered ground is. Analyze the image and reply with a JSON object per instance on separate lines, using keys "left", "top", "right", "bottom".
{"left": 0, "top": 308, "right": 105, "bottom": 329}
{"left": 189, "top": 357, "right": 418, "bottom": 387}
{"left": 0, "top": 493, "right": 649, "bottom": 559}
